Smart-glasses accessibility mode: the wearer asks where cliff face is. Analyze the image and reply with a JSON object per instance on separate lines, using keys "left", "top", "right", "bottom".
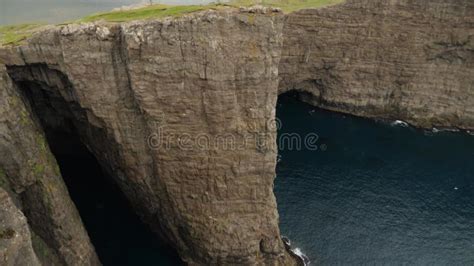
{"left": 0, "top": 8, "right": 292, "bottom": 265}
{"left": 0, "top": 65, "right": 100, "bottom": 265}
{"left": 280, "top": 0, "right": 474, "bottom": 129}
{"left": 0, "top": 1, "right": 473, "bottom": 265}
{"left": 0, "top": 188, "right": 40, "bottom": 266}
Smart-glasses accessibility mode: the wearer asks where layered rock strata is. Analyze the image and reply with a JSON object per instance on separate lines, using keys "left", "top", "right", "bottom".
{"left": 0, "top": 8, "right": 292, "bottom": 265}
{"left": 280, "top": 0, "right": 474, "bottom": 129}
{"left": 0, "top": 65, "right": 100, "bottom": 265}
{"left": 0, "top": 0, "right": 472, "bottom": 265}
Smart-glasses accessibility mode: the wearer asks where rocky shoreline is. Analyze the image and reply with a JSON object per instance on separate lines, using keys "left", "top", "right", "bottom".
{"left": 282, "top": 237, "right": 311, "bottom": 266}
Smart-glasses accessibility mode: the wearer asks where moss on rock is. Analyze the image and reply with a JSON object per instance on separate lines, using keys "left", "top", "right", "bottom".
{"left": 33, "top": 164, "right": 46, "bottom": 178}
{"left": 0, "top": 168, "right": 10, "bottom": 190}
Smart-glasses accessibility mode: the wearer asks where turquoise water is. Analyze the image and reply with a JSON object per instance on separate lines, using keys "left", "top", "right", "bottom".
{"left": 275, "top": 93, "right": 474, "bottom": 265}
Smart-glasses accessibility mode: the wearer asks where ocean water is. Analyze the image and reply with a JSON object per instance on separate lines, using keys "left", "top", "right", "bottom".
{"left": 275, "top": 93, "right": 474, "bottom": 265}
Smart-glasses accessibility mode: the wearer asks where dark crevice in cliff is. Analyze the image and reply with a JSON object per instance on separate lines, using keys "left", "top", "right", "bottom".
{"left": 5, "top": 64, "right": 182, "bottom": 265}
{"left": 5, "top": 65, "right": 84, "bottom": 265}
{"left": 47, "top": 130, "right": 181, "bottom": 265}
{"left": 279, "top": 89, "right": 322, "bottom": 107}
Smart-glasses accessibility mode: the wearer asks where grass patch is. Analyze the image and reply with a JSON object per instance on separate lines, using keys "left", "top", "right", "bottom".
{"left": 78, "top": 4, "right": 226, "bottom": 23}
{"left": 0, "top": 24, "right": 43, "bottom": 46}
{"left": 78, "top": 0, "right": 344, "bottom": 23}
{"left": 231, "top": 0, "right": 345, "bottom": 12}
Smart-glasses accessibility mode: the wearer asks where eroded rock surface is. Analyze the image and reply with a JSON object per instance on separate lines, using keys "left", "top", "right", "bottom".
{"left": 280, "top": 0, "right": 474, "bottom": 129}
{"left": 0, "top": 66, "right": 100, "bottom": 265}
{"left": 0, "top": 8, "right": 293, "bottom": 265}
{"left": 0, "top": 188, "right": 40, "bottom": 266}
{"left": 0, "top": 0, "right": 472, "bottom": 265}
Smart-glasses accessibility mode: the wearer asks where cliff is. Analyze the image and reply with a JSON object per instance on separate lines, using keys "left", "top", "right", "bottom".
{"left": 0, "top": 0, "right": 472, "bottom": 265}
{"left": 280, "top": 0, "right": 474, "bottom": 129}
{"left": 0, "top": 64, "right": 100, "bottom": 265}
{"left": 0, "top": 188, "right": 40, "bottom": 266}
{"left": 0, "top": 7, "right": 292, "bottom": 265}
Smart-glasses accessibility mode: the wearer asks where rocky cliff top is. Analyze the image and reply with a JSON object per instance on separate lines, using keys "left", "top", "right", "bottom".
{"left": 0, "top": 0, "right": 344, "bottom": 47}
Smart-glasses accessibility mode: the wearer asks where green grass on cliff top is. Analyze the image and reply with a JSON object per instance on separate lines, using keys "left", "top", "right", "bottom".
{"left": 0, "top": 24, "right": 44, "bottom": 46}
{"left": 80, "top": 0, "right": 344, "bottom": 22}
{"left": 232, "top": 0, "right": 344, "bottom": 12}
{"left": 78, "top": 4, "right": 219, "bottom": 23}
{"left": 0, "top": 0, "right": 343, "bottom": 46}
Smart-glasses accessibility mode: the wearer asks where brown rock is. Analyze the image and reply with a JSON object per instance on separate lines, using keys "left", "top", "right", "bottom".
{"left": 0, "top": 1, "right": 472, "bottom": 265}
{"left": 0, "top": 66, "right": 100, "bottom": 265}
{"left": 0, "top": 8, "right": 293, "bottom": 265}
{"left": 280, "top": 0, "right": 474, "bottom": 129}
{"left": 0, "top": 188, "right": 40, "bottom": 266}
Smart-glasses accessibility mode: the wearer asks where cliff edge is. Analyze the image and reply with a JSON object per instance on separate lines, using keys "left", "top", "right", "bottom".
{"left": 0, "top": 7, "right": 293, "bottom": 266}
{"left": 0, "top": 0, "right": 472, "bottom": 265}
{"left": 281, "top": 0, "right": 474, "bottom": 129}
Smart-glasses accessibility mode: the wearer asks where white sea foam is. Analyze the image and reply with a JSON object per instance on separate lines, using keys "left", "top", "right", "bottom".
{"left": 292, "top": 247, "right": 311, "bottom": 265}
{"left": 435, "top": 128, "right": 460, "bottom": 133}
{"left": 294, "top": 248, "right": 303, "bottom": 256}
{"left": 390, "top": 120, "right": 409, "bottom": 127}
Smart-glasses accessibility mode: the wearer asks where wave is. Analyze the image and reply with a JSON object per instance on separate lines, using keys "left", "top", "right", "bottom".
{"left": 428, "top": 127, "right": 461, "bottom": 135}
{"left": 390, "top": 120, "right": 410, "bottom": 127}
{"left": 282, "top": 236, "right": 311, "bottom": 265}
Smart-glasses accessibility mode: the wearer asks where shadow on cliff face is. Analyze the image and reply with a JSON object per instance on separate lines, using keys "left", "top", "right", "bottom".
{"left": 6, "top": 64, "right": 181, "bottom": 265}
{"left": 47, "top": 131, "right": 181, "bottom": 265}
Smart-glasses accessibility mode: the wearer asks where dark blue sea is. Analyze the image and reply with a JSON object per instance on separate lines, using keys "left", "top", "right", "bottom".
{"left": 275, "top": 93, "right": 474, "bottom": 265}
